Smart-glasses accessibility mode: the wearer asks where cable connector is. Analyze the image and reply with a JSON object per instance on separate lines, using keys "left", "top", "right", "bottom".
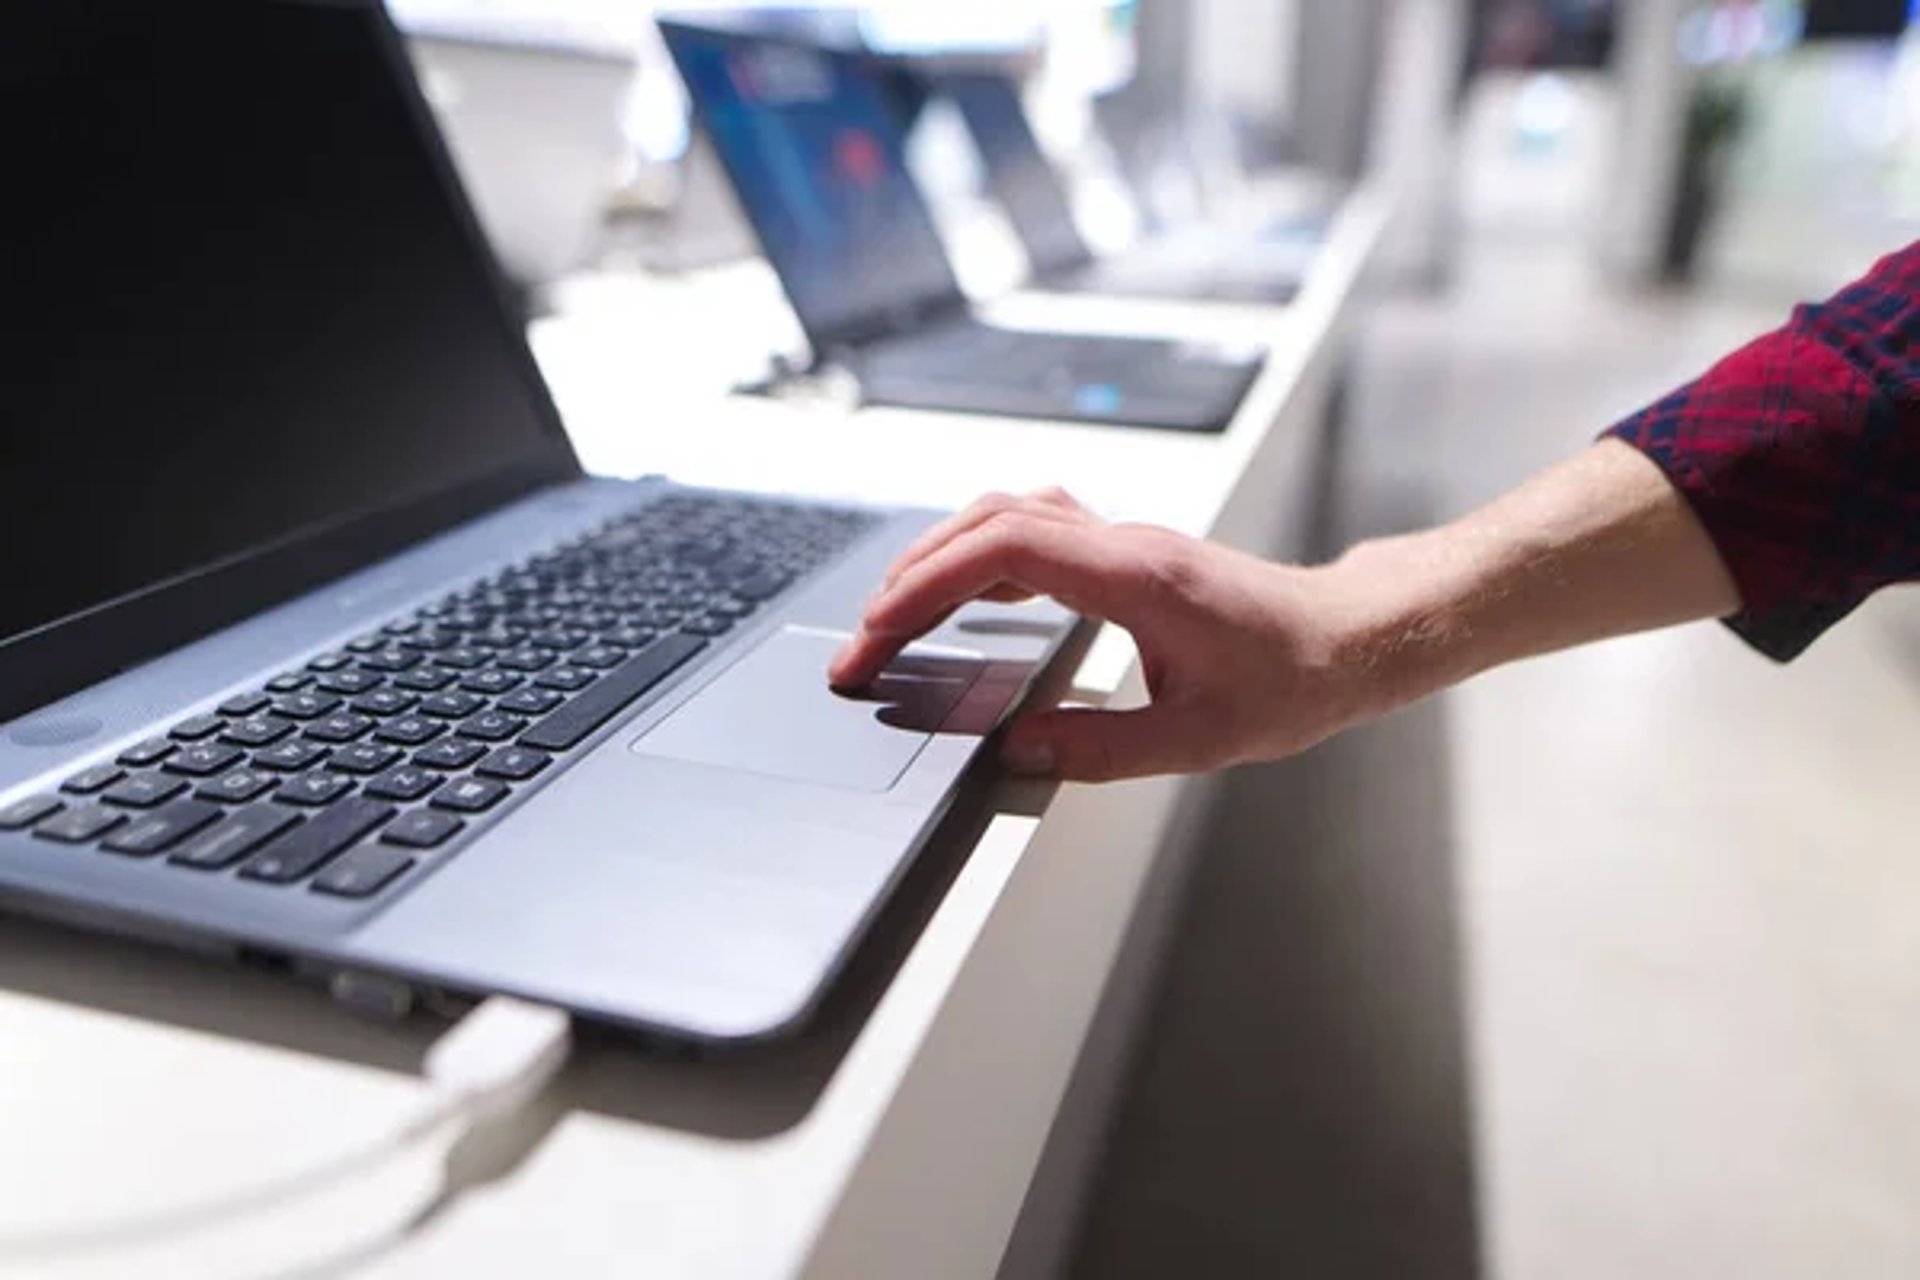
{"left": 423, "top": 995, "right": 574, "bottom": 1126}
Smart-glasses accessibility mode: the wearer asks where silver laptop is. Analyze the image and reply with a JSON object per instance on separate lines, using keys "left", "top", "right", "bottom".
{"left": 0, "top": 1, "right": 1070, "bottom": 1045}
{"left": 399, "top": 19, "right": 636, "bottom": 297}
{"left": 937, "top": 70, "right": 1316, "bottom": 307}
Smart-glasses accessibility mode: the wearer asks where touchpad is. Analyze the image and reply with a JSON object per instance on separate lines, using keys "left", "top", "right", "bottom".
{"left": 632, "top": 627, "right": 985, "bottom": 792}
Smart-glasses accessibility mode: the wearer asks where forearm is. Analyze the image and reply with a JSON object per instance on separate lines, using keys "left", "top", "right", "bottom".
{"left": 1319, "top": 440, "right": 1741, "bottom": 717}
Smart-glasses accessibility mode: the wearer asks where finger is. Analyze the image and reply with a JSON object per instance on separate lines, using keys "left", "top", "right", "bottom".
{"left": 832, "top": 517, "right": 1138, "bottom": 688}
{"left": 1000, "top": 705, "right": 1197, "bottom": 783}
{"left": 882, "top": 489, "right": 1092, "bottom": 590}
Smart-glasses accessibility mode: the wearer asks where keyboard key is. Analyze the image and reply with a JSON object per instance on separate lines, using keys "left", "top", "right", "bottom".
{"left": 382, "top": 809, "right": 464, "bottom": 849}
{"left": 399, "top": 629, "right": 456, "bottom": 652}
{"left": 413, "top": 739, "right": 485, "bottom": 771}
{"left": 495, "top": 648, "right": 554, "bottom": 673}
{"left": 358, "top": 649, "right": 421, "bottom": 672}
{"left": 272, "top": 691, "right": 340, "bottom": 720}
{"left": 278, "top": 772, "right": 354, "bottom": 807}
{"left": 308, "top": 652, "right": 353, "bottom": 672}
{"left": 573, "top": 645, "right": 629, "bottom": 669}
{"left": 164, "top": 742, "right": 245, "bottom": 777}
{"left": 103, "top": 773, "right": 188, "bottom": 808}
{"left": 529, "top": 629, "right": 591, "bottom": 651}
{"left": 431, "top": 776, "right": 509, "bottom": 814}
{"left": 476, "top": 746, "right": 551, "bottom": 781}
{"left": 375, "top": 715, "right": 445, "bottom": 746}
{"left": 171, "top": 806, "right": 301, "bottom": 870}
{"left": 680, "top": 617, "right": 732, "bottom": 638}
{"left": 432, "top": 647, "right": 489, "bottom": 670}
{"left": 535, "top": 666, "right": 596, "bottom": 693}
{"left": 170, "top": 714, "right": 226, "bottom": 742}
{"left": 349, "top": 689, "right": 416, "bottom": 717}
{"left": 418, "top": 691, "right": 486, "bottom": 719}
{"left": 102, "top": 799, "right": 222, "bottom": 857}
{"left": 329, "top": 743, "right": 401, "bottom": 775}
{"left": 305, "top": 711, "right": 375, "bottom": 744}
{"left": 197, "top": 768, "right": 277, "bottom": 803}
{"left": 0, "top": 795, "right": 63, "bottom": 830}
{"left": 316, "top": 668, "right": 384, "bottom": 695}
{"left": 239, "top": 797, "right": 394, "bottom": 885}
{"left": 61, "top": 764, "right": 126, "bottom": 795}
{"left": 469, "top": 627, "right": 526, "bottom": 650}
{"left": 222, "top": 714, "right": 295, "bottom": 747}
{"left": 521, "top": 635, "right": 707, "bottom": 753}
{"left": 600, "top": 626, "right": 658, "bottom": 648}
{"left": 266, "top": 671, "right": 313, "bottom": 693}
{"left": 346, "top": 633, "right": 386, "bottom": 653}
{"left": 118, "top": 737, "right": 177, "bottom": 768}
{"left": 459, "top": 669, "right": 522, "bottom": 696}
{"left": 497, "top": 687, "right": 563, "bottom": 716}
{"left": 365, "top": 765, "right": 441, "bottom": 802}
{"left": 392, "top": 667, "right": 455, "bottom": 693}
{"left": 218, "top": 691, "right": 272, "bottom": 717}
{"left": 456, "top": 711, "right": 526, "bottom": 742}
{"left": 312, "top": 847, "right": 415, "bottom": 899}
{"left": 36, "top": 805, "right": 126, "bottom": 844}
{"left": 732, "top": 570, "right": 791, "bottom": 602}
{"left": 253, "top": 739, "right": 331, "bottom": 772}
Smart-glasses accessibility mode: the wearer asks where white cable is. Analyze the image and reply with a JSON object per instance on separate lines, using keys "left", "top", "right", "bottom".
{"left": 0, "top": 995, "right": 573, "bottom": 1262}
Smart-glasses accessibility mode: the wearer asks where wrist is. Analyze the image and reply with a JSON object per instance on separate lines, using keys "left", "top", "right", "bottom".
{"left": 1306, "top": 532, "right": 1488, "bottom": 722}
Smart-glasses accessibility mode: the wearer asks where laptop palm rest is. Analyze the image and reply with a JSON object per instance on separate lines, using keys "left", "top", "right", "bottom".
{"left": 632, "top": 628, "right": 985, "bottom": 793}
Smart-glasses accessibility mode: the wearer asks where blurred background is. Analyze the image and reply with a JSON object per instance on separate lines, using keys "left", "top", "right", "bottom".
{"left": 382, "top": 2, "right": 1920, "bottom": 1276}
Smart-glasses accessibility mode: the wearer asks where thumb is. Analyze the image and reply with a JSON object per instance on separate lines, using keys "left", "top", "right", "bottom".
{"left": 999, "top": 705, "right": 1191, "bottom": 783}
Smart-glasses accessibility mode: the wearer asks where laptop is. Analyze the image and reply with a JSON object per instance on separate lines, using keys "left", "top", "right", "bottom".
{"left": 658, "top": 20, "right": 1265, "bottom": 434}
{"left": 939, "top": 71, "right": 1317, "bottom": 307}
{"left": 0, "top": 1, "right": 1072, "bottom": 1046}
{"left": 400, "top": 19, "right": 636, "bottom": 301}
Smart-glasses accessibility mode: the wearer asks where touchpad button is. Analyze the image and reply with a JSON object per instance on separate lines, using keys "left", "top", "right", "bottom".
{"left": 632, "top": 628, "right": 984, "bottom": 792}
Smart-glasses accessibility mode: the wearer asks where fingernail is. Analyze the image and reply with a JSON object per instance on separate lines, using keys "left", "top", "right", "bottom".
{"left": 1001, "top": 736, "right": 1056, "bottom": 776}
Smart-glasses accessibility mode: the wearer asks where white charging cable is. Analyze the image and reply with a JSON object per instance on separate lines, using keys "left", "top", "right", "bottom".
{"left": 0, "top": 995, "right": 573, "bottom": 1262}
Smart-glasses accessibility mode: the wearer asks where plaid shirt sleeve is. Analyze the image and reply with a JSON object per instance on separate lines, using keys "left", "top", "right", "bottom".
{"left": 1604, "top": 241, "right": 1920, "bottom": 661}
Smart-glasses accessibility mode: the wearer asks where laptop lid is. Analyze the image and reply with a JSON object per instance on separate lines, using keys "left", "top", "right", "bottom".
{"left": 937, "top": 71, "right": 1096, "bottom": 279}
{"left": 658, "top": 20, "right": 971, "bottom": 356}
{"left": 0, "top": 1, "right": 582, "bottom": 725}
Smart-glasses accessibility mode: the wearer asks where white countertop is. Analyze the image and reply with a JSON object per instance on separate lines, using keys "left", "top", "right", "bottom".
{"left": 0, "top": 188, "right": 1387, "bottom": 1280}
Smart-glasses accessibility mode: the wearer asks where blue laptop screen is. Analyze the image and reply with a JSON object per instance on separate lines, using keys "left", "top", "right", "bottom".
{"left": 942, "top": 73, "right": 1094, "bottom": 278}
{"left": 661, "top": 24, "right": 965, "bottom": 349}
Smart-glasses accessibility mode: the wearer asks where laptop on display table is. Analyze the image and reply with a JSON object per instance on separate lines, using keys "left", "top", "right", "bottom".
{"left": 659, "top": 20, "right": 1264, "bottom": 435}
{"left": 937, "top": 71, "right": 1321, "bottom": 308}
{"left": 0, "top": 0, "right": 1072, "bottom": 1047}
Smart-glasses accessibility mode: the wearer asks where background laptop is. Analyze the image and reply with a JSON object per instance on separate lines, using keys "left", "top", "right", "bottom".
{"left": 400, "top": 18, "right": 636, "bottom": 309}
{"left": 0, "top": 0, "right": 1070, "bottom": 1046}
{"left": 939, "top": 70, "right": 1317, "bottom": 307}
{"left": 659, "top": 20, "right": 1265, "bottom": 434}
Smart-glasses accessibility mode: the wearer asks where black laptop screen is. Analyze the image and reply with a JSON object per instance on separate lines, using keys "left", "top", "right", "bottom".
{"left": 661, "top": 23, "right": 967, "bottom": 351}
{"left": 0, "top": 3, "right": 577, "bottom": 717}
{"left": 941, "top": 73, "right": 1095, "bottom": 279}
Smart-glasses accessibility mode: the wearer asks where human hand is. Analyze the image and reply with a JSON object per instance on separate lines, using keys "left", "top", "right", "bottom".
{"left": 828, "top": 489, "right": 1382, "bottom": 782}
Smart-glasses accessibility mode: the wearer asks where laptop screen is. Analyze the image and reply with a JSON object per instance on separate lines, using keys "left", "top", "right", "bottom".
{"left": 940, "top": 72, "right": 1095, "bottom": 279}
{"left": 660, "top": 22, "right": 967, "bottom": 352}
{"left": 0, "top": 2, "right": 578, "bottom": 722}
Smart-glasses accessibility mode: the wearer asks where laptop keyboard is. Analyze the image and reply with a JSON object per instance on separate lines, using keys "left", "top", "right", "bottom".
{"left": 874, "top": 323, "right": 1167, "bottom": 386}
{"left": 0, "top": 492, "right": 877, "bottom": 903}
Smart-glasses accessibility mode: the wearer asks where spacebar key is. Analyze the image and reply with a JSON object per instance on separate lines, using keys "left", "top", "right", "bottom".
{"left": 239, "top": 798, "right": 395, "bottom": 885}
{"left": 520, "top": 634, "right": 708, "bottom": 752}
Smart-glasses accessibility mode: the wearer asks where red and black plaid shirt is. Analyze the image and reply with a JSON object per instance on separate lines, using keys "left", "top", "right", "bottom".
{"left": 1606, "top": 241, "right": 1920, "bottom": 660}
